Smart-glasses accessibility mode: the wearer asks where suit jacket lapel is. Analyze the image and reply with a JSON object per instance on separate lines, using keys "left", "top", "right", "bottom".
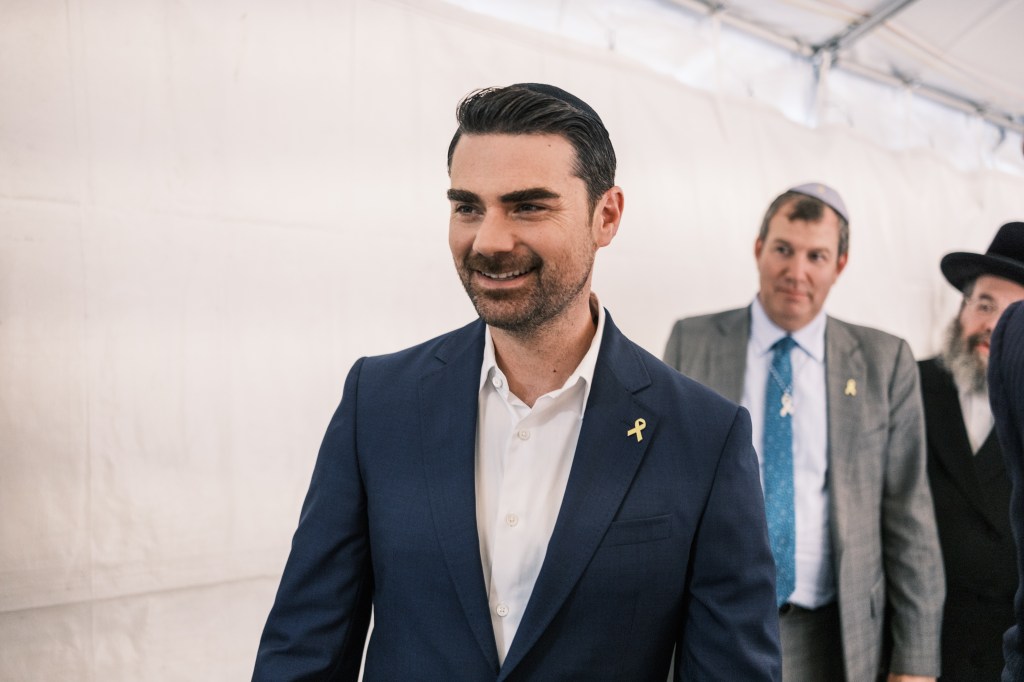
{"left": 709, "top": 308, "right": 750, "bottom": 402}
{"left": 824, "top": 319, "right": 867, "bottom": 555}
{"left": 419, "top": 320, "right": 500, "bottom": 672}
{"left": 974, "top": 429, "right": 1006, "bottom": 485}
{"left": 920, "top": 360, "right": 992, "bottom": 522}
{"left": 973, "top": 430, "right": 1011, "bottom": 529}
{"left": 498, "top": 316, "right": 653, "bottom": 679}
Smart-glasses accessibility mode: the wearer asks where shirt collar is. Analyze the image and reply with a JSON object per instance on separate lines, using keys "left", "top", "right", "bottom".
{"left": 479, "top": 293, "right": 606, "bottom": 417}
{"left": 749, "top": 296, "right": 826, "bottom": 362}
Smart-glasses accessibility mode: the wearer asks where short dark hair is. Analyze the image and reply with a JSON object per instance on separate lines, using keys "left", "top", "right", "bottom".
{"left": 758, "top": 191, "right": 850, "bottom": 258}
{"left": 447, "top": 85, "right": 616, "bottom": 212}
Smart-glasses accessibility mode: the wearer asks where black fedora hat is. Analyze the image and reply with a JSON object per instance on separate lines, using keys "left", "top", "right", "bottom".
{"left": 941, "top": 221, "right": 1024, "bottom": 292}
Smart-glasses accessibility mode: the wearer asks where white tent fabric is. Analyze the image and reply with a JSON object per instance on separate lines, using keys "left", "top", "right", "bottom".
{"left": 1, "top": 0, "right": 1021, "bottom": 679}
{"left": 447, "top": 0, "right": 1024, "bottom": 175}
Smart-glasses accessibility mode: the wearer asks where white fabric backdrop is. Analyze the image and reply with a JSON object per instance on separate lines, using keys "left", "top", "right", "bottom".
{"left": 2, "top": 0, "right": 1022, "bottom": 679}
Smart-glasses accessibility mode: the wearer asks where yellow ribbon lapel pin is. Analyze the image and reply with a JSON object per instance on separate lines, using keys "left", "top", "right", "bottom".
{"left": 844, "top": 379, "right": 857, "bottom": 397}
{"left": 627, "top": 418, "right": 646, "bottom": 443}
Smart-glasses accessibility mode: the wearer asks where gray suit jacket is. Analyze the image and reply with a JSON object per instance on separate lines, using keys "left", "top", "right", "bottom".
{"left": 663, "top": 306, "right": 944, "bottom": 681}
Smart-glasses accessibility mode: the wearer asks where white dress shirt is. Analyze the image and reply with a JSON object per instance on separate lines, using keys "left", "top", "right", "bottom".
{"left": 475, "top": 298, "right": 605, "bottom": 663}
{"left": 742, "top": 297, "right": 836, "bottom": 608}
{"left": 955, "top": 381, "right": 994, "bottom": 454}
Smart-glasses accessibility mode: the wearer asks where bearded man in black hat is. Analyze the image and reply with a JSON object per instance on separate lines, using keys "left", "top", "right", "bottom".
{"left": 919, "top": 221, "right": 1024, "bottom": 682}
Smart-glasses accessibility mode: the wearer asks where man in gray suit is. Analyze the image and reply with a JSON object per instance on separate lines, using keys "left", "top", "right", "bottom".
{"left": 664, "top": 184, "right": 944, "bottom": 682}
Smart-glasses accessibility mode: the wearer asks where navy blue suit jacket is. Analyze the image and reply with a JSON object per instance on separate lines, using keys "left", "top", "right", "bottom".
{"left": 991, "top": 301, "right": 1024, "bottom": 682}
{"left": 253, "top": 313, "right": 781, "bottom": 681}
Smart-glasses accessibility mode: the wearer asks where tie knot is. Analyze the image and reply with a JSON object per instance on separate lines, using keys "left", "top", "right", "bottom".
{"left": 772, "top": 336, "right": 796, "bottom": 356}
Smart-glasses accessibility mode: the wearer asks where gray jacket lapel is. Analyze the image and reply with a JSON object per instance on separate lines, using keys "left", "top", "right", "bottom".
{"left": 824, "top": 318, "right": 867, "bottom": 556}
{"left": 707, "top": 308, "right": 750, "bottom": 402}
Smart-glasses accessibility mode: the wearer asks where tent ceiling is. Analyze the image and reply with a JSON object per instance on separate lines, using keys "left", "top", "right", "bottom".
{"left": 669, "top": 0, "right": 1024, "bottom": 134}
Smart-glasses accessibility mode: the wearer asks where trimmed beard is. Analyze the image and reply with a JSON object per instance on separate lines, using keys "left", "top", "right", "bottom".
{"left": 454, "top": 228, "right": 598, "bottom": 337}
{"left": 455, "top": 249, "right": 593, "bottom": 337}
{"left": 939, "top": 315, "right": 988, "bottom": 393}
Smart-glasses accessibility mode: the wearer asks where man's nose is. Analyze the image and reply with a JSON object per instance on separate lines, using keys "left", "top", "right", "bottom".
{"left": 962, "top": 314, "right": 991, "bottom": 339}
{"left": 472, "top": 212, "right": 515, "bottom": 256}
{"left": 784, "top": 257, "right": 808, "bottom": 281}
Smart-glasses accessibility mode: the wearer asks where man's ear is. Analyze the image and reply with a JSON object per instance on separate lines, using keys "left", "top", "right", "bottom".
{"left": 592, "top": 186, "right": 624, "bottom": 248}
{"left": 836, "top": 252, "right": 848, "bottom": 276}
{"left": 754, "top": 238, "right": 765, "bottom": 260}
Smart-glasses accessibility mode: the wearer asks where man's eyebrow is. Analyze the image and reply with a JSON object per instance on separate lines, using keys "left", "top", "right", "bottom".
{"left": 447, "top": 188, "right": 479, "bottom": 203}
{"left": 500, "top": 188, "right": 560, "bottom": 204}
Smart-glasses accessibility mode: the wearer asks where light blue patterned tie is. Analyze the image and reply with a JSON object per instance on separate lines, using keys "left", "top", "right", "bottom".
{"left": 764, "top": 335, "right": 796, "bottom": 607}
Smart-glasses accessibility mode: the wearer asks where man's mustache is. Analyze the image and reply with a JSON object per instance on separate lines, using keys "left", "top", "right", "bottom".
{"left": 463, "top": 252, "right": 541, "bottom": 273}
{"left": 966, "top": 330, "right": 990, "bottom": 352}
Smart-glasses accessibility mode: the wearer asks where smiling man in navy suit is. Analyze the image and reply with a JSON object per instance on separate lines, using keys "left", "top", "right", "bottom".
{"left": 253, "top": 83, "right": 780, "bottom": 681}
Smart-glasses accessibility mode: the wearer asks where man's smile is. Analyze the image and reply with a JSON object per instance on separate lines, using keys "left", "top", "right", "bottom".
{"left": 479, "top": 267, "right": 533, "bottom": 281}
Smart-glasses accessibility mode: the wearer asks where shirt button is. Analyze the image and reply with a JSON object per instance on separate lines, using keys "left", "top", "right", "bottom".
{"left": 506, "top": 513, "right": 519, "bottom": 527}
{"left": 517, "top": 430, "right": 530, "bottom": 440}
{"left": 491, "top": 375, "right": 503, "bottom": 389}
{"left": 496, "top": 603, "right": 510, "bottom": 617}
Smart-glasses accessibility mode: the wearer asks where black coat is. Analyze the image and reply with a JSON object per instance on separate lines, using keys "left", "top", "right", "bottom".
{"left": 989, "top": 301, "right": 1024, "bottom": 682}
{"left": 920, "top": 357, "right": 1017, "bottom": 682}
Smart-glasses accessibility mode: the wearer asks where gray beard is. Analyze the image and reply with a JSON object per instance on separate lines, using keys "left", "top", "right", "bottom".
{"left": 938, "top": 316, "right": 987, "bottom": 394}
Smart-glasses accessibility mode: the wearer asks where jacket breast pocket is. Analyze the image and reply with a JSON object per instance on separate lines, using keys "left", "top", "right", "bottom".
{"left": 600, "top": 514, "right": 672, "bottom": 547}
